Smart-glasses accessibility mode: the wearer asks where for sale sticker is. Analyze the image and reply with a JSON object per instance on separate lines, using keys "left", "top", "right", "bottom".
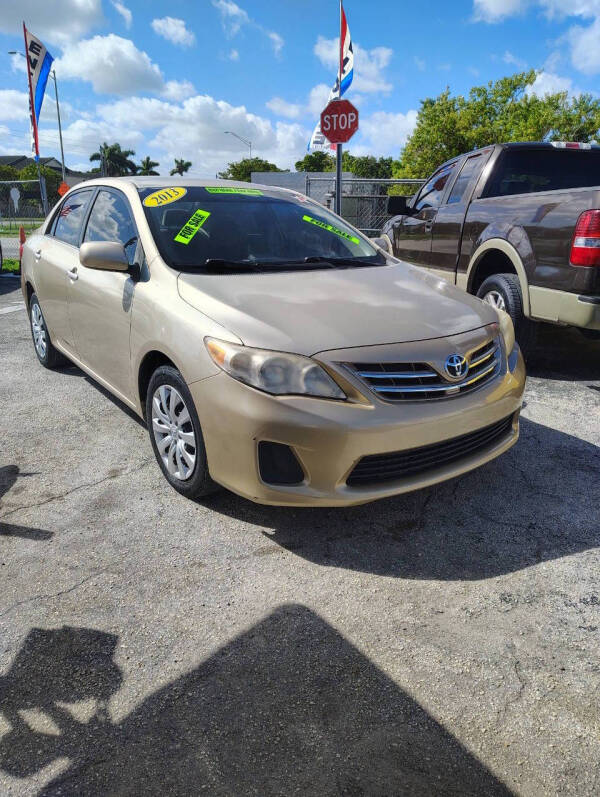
{"left": 174, "top": 209, "right": 211, "bottom": 244}
{"left": 302, "top": 214, "right": 360, "bottom": 245}
{"left": 205, "top": 187, "right": 263, "bottom": 196}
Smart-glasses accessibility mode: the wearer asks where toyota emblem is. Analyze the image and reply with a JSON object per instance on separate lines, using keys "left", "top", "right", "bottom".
{"left": 444, "top": 353, "right": 468, "bottom": 379}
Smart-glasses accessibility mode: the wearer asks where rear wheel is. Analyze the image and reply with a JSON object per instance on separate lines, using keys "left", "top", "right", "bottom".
{"left": 146, "top": 365, "right": 219, "bottom": 499}
{"left": 28, "top": 293, "right": 66, "bottom": 368}
{"left": 477, "top": 273, "right": 538, "bottom": 357}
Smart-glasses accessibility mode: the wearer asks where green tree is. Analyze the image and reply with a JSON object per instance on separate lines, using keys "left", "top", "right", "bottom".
{"left": 18, "top": 163, "right": 60, "bottom": 206}
{"left": 341, "top": 153, "right": 394, "bottom": 178}
{"left": 294, "top": 151, "right": 335, "bottom": 172}
{"left": 138, "top": 156, "right": 160, "bottom": 176}
{"left": 218, "top": 157, "right": 284, "bottom": 182}
{"left": 90, "top": 142, "right": 137, "bottom": 176}
{"left": 170, "top": 158, "right": 192, "bottom": 176}
{"left": 395, "top": 70, "right": 600, "bottom": 178}
{"left": 0, "top": 165, "right": 19, "bottom": 182}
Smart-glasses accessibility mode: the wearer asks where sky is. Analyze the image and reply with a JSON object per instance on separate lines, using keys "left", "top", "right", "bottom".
{"left": 0, "top": 0, "right": 598, "bottom": 177}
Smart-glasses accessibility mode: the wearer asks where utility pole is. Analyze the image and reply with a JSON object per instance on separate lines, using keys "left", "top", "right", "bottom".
{"left": 335, "top": 0, "right": 343, "bottom": 216}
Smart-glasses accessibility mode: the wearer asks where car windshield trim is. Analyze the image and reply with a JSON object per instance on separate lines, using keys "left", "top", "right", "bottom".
{"left": 172, "top": 253, "right": 387, "bottom": 274}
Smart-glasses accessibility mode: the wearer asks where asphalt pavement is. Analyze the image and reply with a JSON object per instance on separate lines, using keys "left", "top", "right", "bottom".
{"left": 1, "top": 276, "right": 599, "bottom": 795}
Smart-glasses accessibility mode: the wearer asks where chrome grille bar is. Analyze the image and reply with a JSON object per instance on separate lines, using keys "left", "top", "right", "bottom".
{"left": 369, "top": 361, "right": 498, "bottom": 394}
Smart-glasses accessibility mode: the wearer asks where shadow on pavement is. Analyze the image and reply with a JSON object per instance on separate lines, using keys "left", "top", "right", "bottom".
{"left": 0, "top": 607, "right": 511, "bottom": 795}
{"left": 0, "top": 466, "right": 53, "bottom": 541}
{"left": 207, "top": 417, "right": 599, "bottom": 580}
{"left": 527, "top": 324, "right": 600, "bottom": 381}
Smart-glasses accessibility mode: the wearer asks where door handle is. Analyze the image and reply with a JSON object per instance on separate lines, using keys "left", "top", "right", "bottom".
{"left": 34, "top": 249, "right": 42, "bottom": 261}
{"left": 424, "top": 221, "right": 434, "bottom": 233}
{"left": 68, "top": 267, "right": 78, "bottom": 281}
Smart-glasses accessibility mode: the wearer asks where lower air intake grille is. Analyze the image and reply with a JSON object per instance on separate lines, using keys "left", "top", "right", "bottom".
{"left": 347, "top": 415, "right": 514, "bottom": 487}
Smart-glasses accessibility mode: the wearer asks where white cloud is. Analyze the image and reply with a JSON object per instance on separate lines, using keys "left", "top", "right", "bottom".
{"left": 0, "top": 90, "right": 29, "bottom": 121}
{"left": 162, "top": 80, "right": 196, "bottom": 100}
{"left": 10, "top": 54, "right": 27, "bottom": 74}
{"left": 212, "top": 0, "right": 249, "bottom": 36}
{"left": 0, "top": 0, "right": 103, "bottom": 47}
{"left": 111, "top": 0, "right": 132, "bottom": 28}
{"left": 565, "top": 16, "right": 600, "bottom": 74}
{"left": 414, "top": 56, "right": 426, "bottom": 71}
{"left": 358, "top": 110, "right": 418, "bottom": 156}
{"left": 314, "top": 36, "right": 393, "bottom": 93}
{"left": 473, "top": 0, "right": 528, "bottom": 22}
{"left": 228, "top": 49, "right": 239, "bottom": 61}
{"left": 151, "top": 17, "right": 196, "bottom": 48}
{"left": 503, "top": 50, "right": 527, "bottom": 68}
{"left": 266, "top": 84, "right": 330, "bottom": 122}
{"left": 54, "top": 34, "right": 164, "bottom": 95}
{"left": 212, "top": 0, "right": 284, "bottom": 58}
{"left": 268, "top": 32, "right": 284, "bottom": 57}
{"left": 526, "top": 71, "right": 576, "bottom": 96}
{"left": 266, "top": 97, "right": 302, "bottom": 119}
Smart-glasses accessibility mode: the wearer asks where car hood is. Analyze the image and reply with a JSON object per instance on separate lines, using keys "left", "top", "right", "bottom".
{"left": 177, "top": 261, "right": 498, "bottom": 356}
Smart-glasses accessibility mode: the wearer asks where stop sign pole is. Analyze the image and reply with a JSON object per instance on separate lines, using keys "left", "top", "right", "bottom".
{"left": 320, "top": 98, "right": 359, "bottom": 215}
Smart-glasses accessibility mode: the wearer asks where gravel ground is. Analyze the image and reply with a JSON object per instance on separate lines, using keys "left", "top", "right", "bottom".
{"left": 1, "top": 276, "right": 599, "bottom": 796}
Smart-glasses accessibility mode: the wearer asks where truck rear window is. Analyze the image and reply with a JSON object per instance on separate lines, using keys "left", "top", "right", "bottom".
{"left": 484, "top": 148, "right": 600, "bottom": 197}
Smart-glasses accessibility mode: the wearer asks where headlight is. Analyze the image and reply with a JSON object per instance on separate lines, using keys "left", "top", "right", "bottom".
{"left": 205, "top": 338, "right": 346, "bottom": 399}
{"left": 496, "top": 309, "right": 515, "bottom": 354}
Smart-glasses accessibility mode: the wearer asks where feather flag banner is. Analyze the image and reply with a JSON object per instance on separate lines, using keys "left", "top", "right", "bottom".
{"left": 23, "top": 23, "right": 54, "bottom": 160}
{"left": 308, "top": 2, "right": 354, "bottom": 152}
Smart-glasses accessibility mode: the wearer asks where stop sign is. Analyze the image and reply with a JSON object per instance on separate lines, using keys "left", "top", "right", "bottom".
{"left": 320, "top": 99, "right": 359, "bottom": 144}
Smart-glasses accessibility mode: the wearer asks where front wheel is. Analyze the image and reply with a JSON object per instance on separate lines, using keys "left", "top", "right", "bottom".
{"left": 146, "top": 365, "right": 219, "bottom": 499}
{"left": 476, "top": 273, "right": 537, "bottom": 358}
{"left": 28, "top": 293, "right": 66, "bottom": 368}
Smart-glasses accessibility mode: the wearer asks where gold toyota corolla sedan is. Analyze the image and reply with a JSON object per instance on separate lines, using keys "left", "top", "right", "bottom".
{"left": 21, "top": 178, "right": 525, "bottom": 506}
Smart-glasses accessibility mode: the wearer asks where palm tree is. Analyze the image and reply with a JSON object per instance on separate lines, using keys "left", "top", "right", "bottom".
{"left": 138, "top": 156, "right": 160, "bottom": 176}
{"left": 90, "top": 142, "right": 137, "bottom": 177}
{"left": 170, "top": 158, "right": 192, "bottom": 176}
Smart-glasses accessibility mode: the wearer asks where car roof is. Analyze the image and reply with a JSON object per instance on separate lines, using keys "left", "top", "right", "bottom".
{"left": 74, "top": 176, "right": 293, "bottom": 195}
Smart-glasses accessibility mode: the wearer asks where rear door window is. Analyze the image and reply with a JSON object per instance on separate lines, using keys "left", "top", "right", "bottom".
{"left": 484, "top": 148, "right": 600, "bottom": 197}
{"left": 84, "top": 189, "right": 138, "bottom": 264}
{"left": 52, "top": 189, "right": 94, "bottom": 247}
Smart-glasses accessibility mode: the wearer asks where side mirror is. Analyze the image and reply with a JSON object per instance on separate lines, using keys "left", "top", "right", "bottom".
{"left": 386, "top": 195, "right": 410, "bottom": 216}
{"left": 80, "top": 241, "right": 129, "bottom": 272}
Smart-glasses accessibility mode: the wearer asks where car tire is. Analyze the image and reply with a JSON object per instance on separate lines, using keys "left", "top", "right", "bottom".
{"left": 28, "top": 292, "right": 67, "bottom": 368}
{"left": 477, "top": 273, "right": 538, "bottom": 357}
{"left": 146, "top": 365, "right": 219, "bottom": 499}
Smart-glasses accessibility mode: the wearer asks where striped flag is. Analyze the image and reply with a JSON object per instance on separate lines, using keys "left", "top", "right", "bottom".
{"left": 308, "top": 1, "right": 354, "bottom": 151}
{"left": 23, "top": 23, "right": 54, "bottom": 160}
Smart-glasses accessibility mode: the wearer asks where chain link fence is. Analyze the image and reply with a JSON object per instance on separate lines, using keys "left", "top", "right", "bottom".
{"left": 305, "top": 177, "right": 425, "bottom": 237}
{"left": 0, "top": 179, "right": 46, "bottom": 272}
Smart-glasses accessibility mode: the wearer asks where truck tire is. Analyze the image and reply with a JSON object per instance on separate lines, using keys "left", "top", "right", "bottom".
{"left": 477, "top": 273, "right": 538, "bottom": 357}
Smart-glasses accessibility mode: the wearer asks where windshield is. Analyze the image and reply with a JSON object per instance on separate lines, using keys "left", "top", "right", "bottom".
{"left": 139, "top": 186, "right": 383, "bottom": 271}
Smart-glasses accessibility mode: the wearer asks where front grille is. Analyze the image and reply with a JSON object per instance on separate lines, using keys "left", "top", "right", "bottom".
{"left": 347, "top": 414, "right": 514, "bottom": 487}
{"left": 348, "top": 338, "right": 501, "bottom": 401}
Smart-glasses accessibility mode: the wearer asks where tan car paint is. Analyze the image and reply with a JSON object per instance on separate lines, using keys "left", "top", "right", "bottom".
{"left": 22, "top": 176, "right": 525, "bottom": 506}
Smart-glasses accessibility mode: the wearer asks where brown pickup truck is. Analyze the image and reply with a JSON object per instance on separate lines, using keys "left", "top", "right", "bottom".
{"left": 381, "top": 142, "right": 600, "bottom": 353}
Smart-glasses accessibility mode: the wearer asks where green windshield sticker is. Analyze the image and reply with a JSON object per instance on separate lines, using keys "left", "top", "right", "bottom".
{"left": 302, "top": 214, "right": 360, "bottom": 246}
{"left": 204, "top": 187, "right": 263, "bottom": 196}
{"left": 174, "top": 209, "right": 211, "bottom": 245}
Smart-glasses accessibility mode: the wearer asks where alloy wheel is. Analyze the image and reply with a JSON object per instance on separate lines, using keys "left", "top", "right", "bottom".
{"left": 151, "top": 385, "right": 197, "bottom": 481}
{"left": 482, "top": 290, "right": 506, "bottom": 312}
{"left": 31, "top": 303, "right": 47, "bottom": 360}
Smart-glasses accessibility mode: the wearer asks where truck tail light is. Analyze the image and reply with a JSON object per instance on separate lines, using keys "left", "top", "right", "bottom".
{"left": 570, "top": 210, "right": 600, "bottom": 266}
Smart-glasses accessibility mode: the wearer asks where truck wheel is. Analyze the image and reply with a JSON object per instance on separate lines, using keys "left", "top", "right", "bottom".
{"left": 477, "top": 274, "right": 538, "bottom": 357}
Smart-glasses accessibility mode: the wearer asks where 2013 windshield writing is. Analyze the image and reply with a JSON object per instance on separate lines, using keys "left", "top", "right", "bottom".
{"left": 139, "top": 187, "right": 381, "bottom": 271}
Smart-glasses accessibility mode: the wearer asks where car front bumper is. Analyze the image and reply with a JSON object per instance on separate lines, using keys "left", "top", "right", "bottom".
{"left": 188, "top": 344, "right": 526, "bottom": 507}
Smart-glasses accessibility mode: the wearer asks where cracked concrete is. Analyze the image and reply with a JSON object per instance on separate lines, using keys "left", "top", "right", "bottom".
{"left": 1, "top": 281, "right": 600, "bottom": 795}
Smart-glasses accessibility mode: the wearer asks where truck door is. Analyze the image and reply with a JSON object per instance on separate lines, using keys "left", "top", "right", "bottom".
{"left": 391, "top": 162, "right": 457, "bottom": 267}
{"left": 429, "top": 150, "right": 492, "bottom": 282}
